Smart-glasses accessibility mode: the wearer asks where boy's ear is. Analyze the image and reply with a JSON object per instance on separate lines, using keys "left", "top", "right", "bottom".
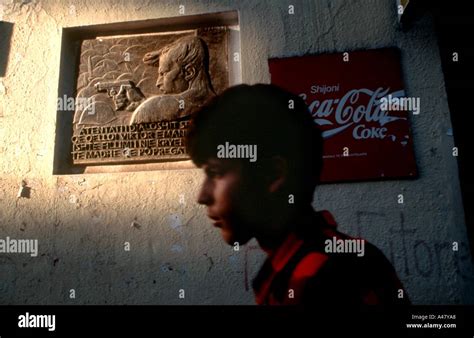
{"left": 266, "top": 156, "right": 288, "bottom": 194}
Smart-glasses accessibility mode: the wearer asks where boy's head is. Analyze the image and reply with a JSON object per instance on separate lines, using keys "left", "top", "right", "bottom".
{"left": 186, "top": 84, "right": 323, "bottom": 246}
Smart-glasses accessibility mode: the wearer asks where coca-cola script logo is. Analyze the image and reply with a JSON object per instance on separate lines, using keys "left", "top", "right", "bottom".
{"left": 300, "top": 87, "right": 407, "bottom": 143}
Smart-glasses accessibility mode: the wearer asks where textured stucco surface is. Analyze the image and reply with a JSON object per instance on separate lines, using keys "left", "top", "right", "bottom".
{"left": 0, "top": 0, "right": 473, "bottom": 305}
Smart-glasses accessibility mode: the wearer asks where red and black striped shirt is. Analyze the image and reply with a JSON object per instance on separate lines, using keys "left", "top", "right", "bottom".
{"left": 252, "top": 210, "right": 410, "bottom": 306}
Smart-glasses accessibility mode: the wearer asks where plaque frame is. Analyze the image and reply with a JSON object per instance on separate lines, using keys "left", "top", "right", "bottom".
{"left": 53, "top": 11, "right": 240, "bottom": 175}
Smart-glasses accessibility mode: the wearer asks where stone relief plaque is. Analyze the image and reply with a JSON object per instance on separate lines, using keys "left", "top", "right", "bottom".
{"left": 71, "top": 27, "right": 229, "bottom": 165}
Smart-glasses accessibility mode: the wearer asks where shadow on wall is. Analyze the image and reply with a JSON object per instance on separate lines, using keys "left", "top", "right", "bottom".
{"left": 0, "top": 21, "right": 14, "bottom": 77}
{"left": 354, "top": 211, "right": 474, "bottom": 286}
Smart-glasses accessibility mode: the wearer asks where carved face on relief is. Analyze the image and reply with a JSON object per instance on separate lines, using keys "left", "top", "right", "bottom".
{"left": 156, "top": 51, "right": 189, "bottom": 94}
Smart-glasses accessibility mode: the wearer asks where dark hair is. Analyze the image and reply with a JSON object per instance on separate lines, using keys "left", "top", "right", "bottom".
{"left": 186, "top": 84, "right": 323, "bottom": 203}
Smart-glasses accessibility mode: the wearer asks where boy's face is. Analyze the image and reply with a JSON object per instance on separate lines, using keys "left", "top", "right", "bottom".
{"left": 197, "top": 158, "right": 259, "bottom": 245}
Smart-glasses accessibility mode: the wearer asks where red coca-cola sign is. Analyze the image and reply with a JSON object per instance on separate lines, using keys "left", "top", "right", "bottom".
{"left": 269, "top": 48, "right": 417, "bottom": 182}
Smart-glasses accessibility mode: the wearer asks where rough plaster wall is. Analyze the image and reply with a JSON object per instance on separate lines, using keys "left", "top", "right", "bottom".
{"left": 0, "top": 0, "right": 472, "bottom": 304}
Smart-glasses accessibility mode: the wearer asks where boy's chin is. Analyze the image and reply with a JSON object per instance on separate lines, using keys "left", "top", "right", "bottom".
{"left": 221, "top": 229, "right": 252, "bottom": 246}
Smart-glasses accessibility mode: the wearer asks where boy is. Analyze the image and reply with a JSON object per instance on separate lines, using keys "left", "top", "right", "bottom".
{"left": 186, "top": 84, "right": 409, "bottom": 305}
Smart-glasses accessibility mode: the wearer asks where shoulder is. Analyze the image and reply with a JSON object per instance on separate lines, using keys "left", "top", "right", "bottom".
{"left": 297, "top": 236, "right": 408, "bottom": 305}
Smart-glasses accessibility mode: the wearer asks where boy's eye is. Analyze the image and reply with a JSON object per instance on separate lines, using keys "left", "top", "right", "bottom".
{"left": 206, "top": 168, "right": 224, "bottom": 178}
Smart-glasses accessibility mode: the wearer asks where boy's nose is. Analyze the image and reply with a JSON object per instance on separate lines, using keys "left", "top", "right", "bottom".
{"left": 197, "top": 180, "right": 212, "bottom": 206}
